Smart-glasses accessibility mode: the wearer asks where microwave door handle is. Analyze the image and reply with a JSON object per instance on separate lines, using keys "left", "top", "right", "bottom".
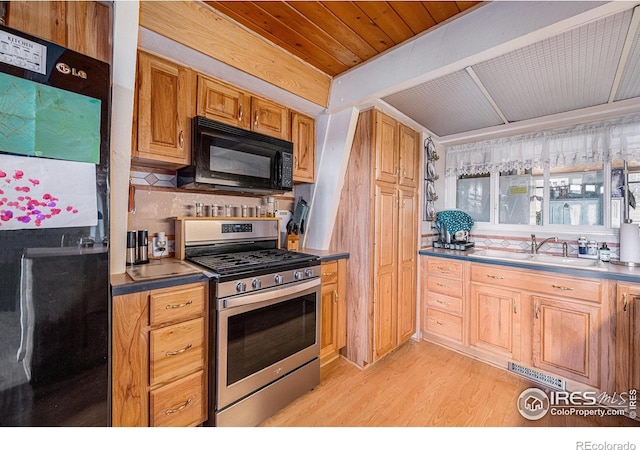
{"left": 275, "top": 151, "right": 282, "bottom": 186}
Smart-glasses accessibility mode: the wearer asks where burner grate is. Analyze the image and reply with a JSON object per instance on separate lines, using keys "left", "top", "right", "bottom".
{"left": 188, "top": 249, "right": 317, "bottom": 275}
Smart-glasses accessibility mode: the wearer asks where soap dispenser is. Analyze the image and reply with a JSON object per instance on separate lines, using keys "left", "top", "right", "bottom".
{"left": 599, "top": 243, "right": 610, "bottom": 262}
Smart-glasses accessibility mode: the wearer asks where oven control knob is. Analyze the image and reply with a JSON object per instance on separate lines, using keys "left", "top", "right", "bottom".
{"left": 304, "top": 268, "right": 314, "bottom": 278}
{"left": 236, "top": 282, "right": 247, "bottom": 293}
{"left": 274, "top": 274, "right": 284, "bottom": 284}
{"left": 252, "top": 278, "right": 262, "bottom": 289}
{"left": 294, "top": 271, "right": 303, "bottom": 280}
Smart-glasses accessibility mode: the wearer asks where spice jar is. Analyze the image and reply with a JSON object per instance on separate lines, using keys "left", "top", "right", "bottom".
{"left": 266, "top": 197, "right": 275, "bottom": 217}
{"left": 195, "top": 202, "right": 204, "bottom": 217}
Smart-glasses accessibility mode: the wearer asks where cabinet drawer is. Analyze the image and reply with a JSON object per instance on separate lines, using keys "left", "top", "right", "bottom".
{"left": 427, "top": 275, "right": 463, "bottom": 298}
{"left": 425, "top": 309, "right": 462, "bottom": 342}
{"left": 426, "top": 291, "right": 462, "bottom": 315}
{"left": 427, "top": 258, "right": 463, "bottom": 279}
{"left": 321, "top": 261, "right": 339, "bottom": 284}
{"left": 150, "top": 284, "right": 206, "bottom": 326}
{"left": 470, "top": 263, "right": 602, "bottom": 303}
{"left": 150, "top": 317, "right": 205, "bottom": 386}
{"left": 150, "top": 370, "right": 206, "bottom": 427}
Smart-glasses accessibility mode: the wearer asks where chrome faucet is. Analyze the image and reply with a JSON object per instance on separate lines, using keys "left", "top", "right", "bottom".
{"left": 531, "top": 234, "right": 558, "bottom": 254}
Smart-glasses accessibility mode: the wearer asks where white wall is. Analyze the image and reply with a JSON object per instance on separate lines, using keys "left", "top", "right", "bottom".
{"left": 110, "top": 1, "right": 139, "bottom": 274}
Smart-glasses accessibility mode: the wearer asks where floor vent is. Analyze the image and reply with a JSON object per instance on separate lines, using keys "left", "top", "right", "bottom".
{"left": 508, "top": 362, "right": 565, "bottom": 390}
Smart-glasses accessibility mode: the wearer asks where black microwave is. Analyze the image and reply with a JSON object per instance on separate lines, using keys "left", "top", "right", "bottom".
{"left": 177, "top": 116, "right": 294, "bottom": 194}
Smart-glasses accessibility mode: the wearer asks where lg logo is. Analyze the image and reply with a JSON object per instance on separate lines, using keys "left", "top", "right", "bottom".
{"left": 55, "top": 62, "right": 87, "bottom": 79}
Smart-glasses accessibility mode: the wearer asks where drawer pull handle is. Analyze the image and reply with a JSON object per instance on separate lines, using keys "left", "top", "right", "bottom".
{"left": 165, "top": 398, "right": 192, "bottom": 415}
{"left": 623, "top": 293, "right": 628, "bottom": 312}
{"left": 165, "top": 300, "right": 193, "bottom": 310}
{"left": 436, "top": 299, "right": 451, "bottom": 306}
{"left": 486, "top": 274, "right": 504, "bottom": 280}
{"left": 166, "top": 343, "right": 192, "bottom": 356}
{"left": 551, "top": 284, "right": 574, "bottom": 291}
{"left": 436, "top": 282, "right": 450, "bottom": 288}
{"left": 322, "top": 272, "right": 336, "bottom": 276}
{"left": 436, "top": 266, "right": 451, "bottom": 271}
{"left": 435, "top": 320, "right": 450, "bottom": 328}
{"left": 238, "top": 105, "right": 243, "bottom": 121}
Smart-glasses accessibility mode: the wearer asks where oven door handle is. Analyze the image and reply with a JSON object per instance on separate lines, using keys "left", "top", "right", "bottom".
{"left": 221, "top": 278, "right": 320, "bottom": 310}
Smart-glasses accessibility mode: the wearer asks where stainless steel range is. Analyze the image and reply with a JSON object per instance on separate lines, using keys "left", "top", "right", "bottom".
{"left": 178, "top": 218, "right": 320, "bottom": 427}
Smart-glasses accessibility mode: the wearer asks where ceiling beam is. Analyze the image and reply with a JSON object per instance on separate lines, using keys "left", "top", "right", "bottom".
{"left": 138, "top": 0, "right": 332, "bottom": 107}
{"left": 465, "top": 66, "right": 509, "bottom": 125}
{"left": 609, "top": 5, "right": 640, "bottom": 103}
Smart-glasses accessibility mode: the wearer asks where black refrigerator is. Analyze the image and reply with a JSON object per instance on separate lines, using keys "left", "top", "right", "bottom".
{"left": 0, "top": 25, "right": 111, "bottom": 426}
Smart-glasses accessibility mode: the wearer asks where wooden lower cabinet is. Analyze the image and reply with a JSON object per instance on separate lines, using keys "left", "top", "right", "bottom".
{"left": 532, "top": 296, "right": 600, "bottom": 387}
{"left": 616, "top": 284, "right": 640, "bottom": 396}
{"left": 470, "top": 283, "right": 521, "bottom": 361}
{"left": 422, "top": 258, "right": 611, "bottom": 392}
{"left": 320, "top": 259, "right": 347, "bottom": 366}
{"left": 112, "top": 281, "right": 208, "bottom": 427}
{"left": 422, "top": 257, "right": 465, "bottom": 345}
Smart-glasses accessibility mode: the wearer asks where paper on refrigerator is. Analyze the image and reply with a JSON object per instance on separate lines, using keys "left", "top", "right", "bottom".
{"left": 0, "top": 153, "right": 97, "bottom": 230}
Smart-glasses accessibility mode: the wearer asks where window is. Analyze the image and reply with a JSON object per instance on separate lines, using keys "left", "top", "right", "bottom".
{"left": 456, "top": 173, "right": 490, "bottom": 222}
{"left": 446, "top": 116, "right": 640, "bottom": 229}
{"left": 498, "top": 171, "right": 542, "bottom": 225}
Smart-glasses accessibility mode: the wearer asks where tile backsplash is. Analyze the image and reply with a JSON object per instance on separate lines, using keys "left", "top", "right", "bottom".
{"left": 128, "top": 166, "right": 295, "bottom": 252}
{"left": 421, "top": 231, "right": 620, "bottom": 260}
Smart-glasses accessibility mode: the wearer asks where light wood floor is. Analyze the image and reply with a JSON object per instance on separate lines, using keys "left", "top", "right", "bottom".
{"left": 260, "top": 339, "right": 638, "bottom": 427}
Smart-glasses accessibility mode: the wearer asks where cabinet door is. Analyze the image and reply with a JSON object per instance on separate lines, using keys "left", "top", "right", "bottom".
{"left": 7, "top": 1, "right": 112, "bottom": 63}
{"left": 373, "top": 183, "right": 398, "bottom": 361}
{"left": 291, "top": 112, "right": 315, "bottom": 183}
{"left": 136, "top": 52, "right": 194, "bottom": 167}
{"left": 533, "top": 296, "right": 600, "bottom": 388}
{"left": 397, "top": 188, "right": 417, "bottom": 343}
{"left": 251, "top": 96, "right": 289, "bottom": 139}
{"left": 398, "top": 124, "right": 418, "bottom": 188}
{"left": 320, "top": 279, "right": 338, "bottom": 365}
{"left": 196, "top": 75, "right": 250, "bottom": 129}
{"left": 470, "top": 283, "right": 521, "bottom": 360}
{"left": 374, "top": 111, "right": 398, "bottom": 184}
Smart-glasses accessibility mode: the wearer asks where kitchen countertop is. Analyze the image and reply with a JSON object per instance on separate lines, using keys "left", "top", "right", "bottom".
{"left": 420, "top": 247, "right": 640, "bottom": 283}
{"left": 299, "top": 248, "right": 349, "bottom": 262}
{"left": 111, "top": 258, "right": 210, "bottom": 296}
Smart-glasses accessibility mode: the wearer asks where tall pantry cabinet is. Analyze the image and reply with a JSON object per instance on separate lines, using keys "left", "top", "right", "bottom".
{"left": 331, "top": 109, "right": 419, "bottom": 367}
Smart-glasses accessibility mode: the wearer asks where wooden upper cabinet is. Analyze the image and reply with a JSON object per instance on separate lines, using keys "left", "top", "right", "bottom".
{"left": 291, "top": 112, "right": 315, "bottom": 183}
{"left": 398, "top": 124, "right": 419, "bottom": 188}
{"left": 196, "top": 75, "right": 250, "bottom": 129}
{"left": 251, "top": 96, "right": 289, "bottom": 140}
{"left": 7, "top": 1, "right": 112, "bottom": 63}
{"left": 135, "top": 51, "right": 195, "bottom": 168}
{"left": 374, "top": 111, "right": 399, "bottom": 184}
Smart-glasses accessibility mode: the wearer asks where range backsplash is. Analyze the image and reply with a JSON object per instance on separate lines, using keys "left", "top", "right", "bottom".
{"left": 129, "top": 166, "right": 295, "bottom": 256}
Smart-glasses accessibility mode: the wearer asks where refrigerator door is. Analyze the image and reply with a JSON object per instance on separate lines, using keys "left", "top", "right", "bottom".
{"left": 0, "top": 25, "right": 110, "bottom": 426}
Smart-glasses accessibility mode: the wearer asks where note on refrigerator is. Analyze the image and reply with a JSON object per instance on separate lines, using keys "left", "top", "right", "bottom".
{"left": 0, "top": 153, "right": 97, "bottom": 230}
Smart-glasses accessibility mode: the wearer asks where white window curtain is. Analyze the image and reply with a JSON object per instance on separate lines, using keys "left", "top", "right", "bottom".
{"left": 445, "top": 114, "right": 640, "bottom": 177}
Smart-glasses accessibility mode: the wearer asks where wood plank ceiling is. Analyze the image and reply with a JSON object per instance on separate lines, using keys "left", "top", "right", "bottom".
{"left": 204, "top": 1, "right": 482, "bottom": 77}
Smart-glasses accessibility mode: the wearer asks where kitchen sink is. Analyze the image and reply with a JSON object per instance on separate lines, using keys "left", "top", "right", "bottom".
{"left": 471, "top": 249, "right": 532, "bottom": 261}
{"left": 529, "top": 254, "right": 605, "bottom": 269}
{"left": 469, "top": 249, "right": 607, "bottom": 270}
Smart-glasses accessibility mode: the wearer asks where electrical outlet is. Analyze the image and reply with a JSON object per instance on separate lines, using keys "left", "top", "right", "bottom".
{"left": 152, "top": 236, "right": 170, "bottom": 258}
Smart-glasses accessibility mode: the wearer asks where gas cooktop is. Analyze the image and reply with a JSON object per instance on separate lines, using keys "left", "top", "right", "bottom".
{"left": 187, "top": 248, "right": 319, "bottom": 277}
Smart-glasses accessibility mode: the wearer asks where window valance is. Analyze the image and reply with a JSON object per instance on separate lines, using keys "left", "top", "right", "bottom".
{"left": 445, "top": 114, "right": 640, "bottom": 177}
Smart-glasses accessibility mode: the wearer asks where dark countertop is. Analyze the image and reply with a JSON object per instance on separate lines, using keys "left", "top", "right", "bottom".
{"left": 111, "top": 258, "right": 210, "bottom": 296}
{"left": 299, "top": 248, "right": 349, "bottom": 262}
{"left": 419, "top": 247, "right": 640, "bottom": 283}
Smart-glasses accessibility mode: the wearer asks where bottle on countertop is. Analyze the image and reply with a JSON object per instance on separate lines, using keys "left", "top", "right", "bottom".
{"left": 599, "top": 243, "right": 610, "bottom": 262}
{"left": 578, "top": 236, "right": 587, "bottom": 255}
{"left": 266, "top": 197, "right": 275, "bottom": 217}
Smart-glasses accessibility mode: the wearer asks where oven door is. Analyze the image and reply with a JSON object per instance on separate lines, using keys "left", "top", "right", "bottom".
{"left": 216, "top": 278, "right": 320, "bottom": 411}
